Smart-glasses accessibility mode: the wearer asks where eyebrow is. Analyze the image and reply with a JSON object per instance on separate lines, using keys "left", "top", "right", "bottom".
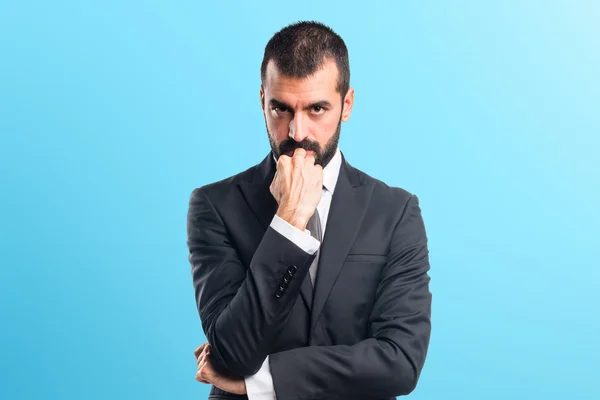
{"left": 269, "top": 98, "right": 333, "bottom": 111}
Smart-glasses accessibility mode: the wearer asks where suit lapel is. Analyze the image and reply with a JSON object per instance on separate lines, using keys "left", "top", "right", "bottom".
{"left": 238, "top": 154, "right": 278, "bottom": 231}
{"left": 310, "top": 156, "right": 374, "bottom": 333}
{"left": 238, "top": 181, "right": 278, "bottom": 232}
{"left": 238, "top": 152, "right": 314, "bottom": 311}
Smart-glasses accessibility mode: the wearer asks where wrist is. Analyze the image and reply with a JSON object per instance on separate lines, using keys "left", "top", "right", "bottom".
{"left": 276, "top": 207, "right": 309, "bottom": 231}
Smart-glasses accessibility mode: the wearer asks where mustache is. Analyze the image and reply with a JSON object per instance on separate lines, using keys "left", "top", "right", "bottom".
{"left": 278, "top": 139, "right": 321, "bottom": 155}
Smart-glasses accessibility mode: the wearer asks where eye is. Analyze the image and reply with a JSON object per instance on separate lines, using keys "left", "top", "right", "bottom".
{"left": 311, "top": 105, "right": 326, "bottom": 115}
{"left": 272, "top": 106, "right": 289, "bottom": 113}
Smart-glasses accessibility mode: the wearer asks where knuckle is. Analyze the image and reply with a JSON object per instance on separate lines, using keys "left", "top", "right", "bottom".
{"left": 294, "top": 149, "right": 306, "bottom": 158}
{"left": 277, "top": 157, "right": 288, "bottom": 167}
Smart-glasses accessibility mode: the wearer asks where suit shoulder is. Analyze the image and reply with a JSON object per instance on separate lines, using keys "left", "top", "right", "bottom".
{"left": 189, "top": 163, "right": 256, "bottom": 205}
{"left": 352, "top": 166, "right": 414, "bottom": 202}
{"left": 348, "top": 165, "right": 421, "bottom": 223}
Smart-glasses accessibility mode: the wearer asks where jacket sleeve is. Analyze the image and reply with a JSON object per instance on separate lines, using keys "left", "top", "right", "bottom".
{"left": 187, "top": 188, "right": 317, "bottom": 376}
{"left": 268, "top": 195, "right": 432, "bottom": 398}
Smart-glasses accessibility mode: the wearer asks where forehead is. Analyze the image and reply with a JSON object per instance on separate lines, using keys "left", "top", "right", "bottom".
{"left": 263, "top": 59, "right": 339, "bottom": 101}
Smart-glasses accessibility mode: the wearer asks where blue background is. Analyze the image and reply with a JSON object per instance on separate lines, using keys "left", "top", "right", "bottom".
{"left": 1, "top": 1, "right": 598, "bottom": 399}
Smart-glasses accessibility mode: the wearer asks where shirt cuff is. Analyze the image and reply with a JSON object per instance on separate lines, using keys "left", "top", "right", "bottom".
{"left": 244, "top": 356, "right": 276, "bottom": 400}
{"left": 270, "top": 215, "right": 320, "bottom": 255}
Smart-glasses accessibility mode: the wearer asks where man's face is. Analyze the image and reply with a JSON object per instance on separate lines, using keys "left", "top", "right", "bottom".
{"left": 260, "top": 58, "right": 354, "bottom": 168}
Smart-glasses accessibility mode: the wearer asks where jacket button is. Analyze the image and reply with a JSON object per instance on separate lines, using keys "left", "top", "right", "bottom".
{"left": 279, "top": 283, "right": 287, "bottom": 291}
{"left": 275, "top": 290, "right": 284, "bottom": 298}
{"left": 287, "top": 265, "right": 298, "bottom": 275}
{"left": 282, "top": 275, "right": 290, "bottom": 284}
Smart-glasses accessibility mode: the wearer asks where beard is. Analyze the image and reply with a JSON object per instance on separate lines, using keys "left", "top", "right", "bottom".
{"left": 267, "top": 117, "right": 341, "bottom": 168}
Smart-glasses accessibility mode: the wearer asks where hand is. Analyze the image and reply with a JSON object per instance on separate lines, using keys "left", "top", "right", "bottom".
{"left": 270, "top": 148, "right": 323, "bottom": 230}
{"left": 194, "top": 343, "right": 247, "bottom": 395}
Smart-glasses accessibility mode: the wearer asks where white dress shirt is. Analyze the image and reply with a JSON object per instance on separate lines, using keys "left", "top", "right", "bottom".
{"left": 244, "top": 149, "right": 342, "bottom": 400}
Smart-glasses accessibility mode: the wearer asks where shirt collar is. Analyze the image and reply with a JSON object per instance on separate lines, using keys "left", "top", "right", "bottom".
{"left": 271, "top": 148, "right": 342, "bottom": 194}
{"left": 322, "top": 148, "right": 341, "bottom": 194}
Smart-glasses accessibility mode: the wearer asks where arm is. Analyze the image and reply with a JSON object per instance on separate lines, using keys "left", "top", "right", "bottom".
{"left": 269, "top": 194, "right": 432, "bottom": 398}
{"left": 187, "top": 188, "right": 318, "bottom": 377}
{"left": 244, "top": 215, "right": 321, "bottom": 400}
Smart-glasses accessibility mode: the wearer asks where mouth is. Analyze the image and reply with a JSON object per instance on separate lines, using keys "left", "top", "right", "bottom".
{"left": 283, "top": 149, "right": 315, "bottom": 157}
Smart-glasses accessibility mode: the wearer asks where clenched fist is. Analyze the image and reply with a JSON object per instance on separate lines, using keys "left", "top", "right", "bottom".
{"left": 270, "top": 148, "right": 323, "bottom": 231}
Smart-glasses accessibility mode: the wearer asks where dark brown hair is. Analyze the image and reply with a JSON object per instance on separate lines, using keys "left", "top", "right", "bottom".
{"left": 260, "top": 21, "right": 350, "bottom": 99}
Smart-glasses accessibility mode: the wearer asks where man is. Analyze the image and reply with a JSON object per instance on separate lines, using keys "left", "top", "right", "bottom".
{"left": 187, "top": 21, "right": 432, "bottom": 399}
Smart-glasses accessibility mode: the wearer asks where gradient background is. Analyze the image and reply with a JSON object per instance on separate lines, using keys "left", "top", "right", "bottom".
{"left": 1, "top": 1, "right": 598, "bottom": 399}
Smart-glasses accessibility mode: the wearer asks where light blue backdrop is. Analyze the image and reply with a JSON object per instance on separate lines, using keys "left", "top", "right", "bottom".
{"left": 1, "top": 1, "right": 598, "bottom": 399}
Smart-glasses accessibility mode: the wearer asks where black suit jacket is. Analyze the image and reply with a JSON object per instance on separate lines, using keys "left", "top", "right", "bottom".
{"left": 187, "top": 152, "right": 432, "bottom": 399}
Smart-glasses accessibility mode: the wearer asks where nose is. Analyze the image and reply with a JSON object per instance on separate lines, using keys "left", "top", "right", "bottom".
{"left": 288, "top": 115, "right": 309, "bottom": 142}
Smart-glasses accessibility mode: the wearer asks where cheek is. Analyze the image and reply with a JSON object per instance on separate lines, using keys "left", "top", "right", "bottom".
{"left": 265, "top": 114, "right": 287, "bottom": 141}
{"left": 266, "top": 114, "right": 290, "bottom": 141}
{"left": 314, "top": 114, "right": 340, "bottom": 139}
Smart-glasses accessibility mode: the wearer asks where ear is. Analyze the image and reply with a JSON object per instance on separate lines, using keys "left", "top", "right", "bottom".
{"left": 341, "top": 87, "right": 355, "bottom": 122}
{"left": 260, "top": 86, "right": 265, "bottom": 112}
